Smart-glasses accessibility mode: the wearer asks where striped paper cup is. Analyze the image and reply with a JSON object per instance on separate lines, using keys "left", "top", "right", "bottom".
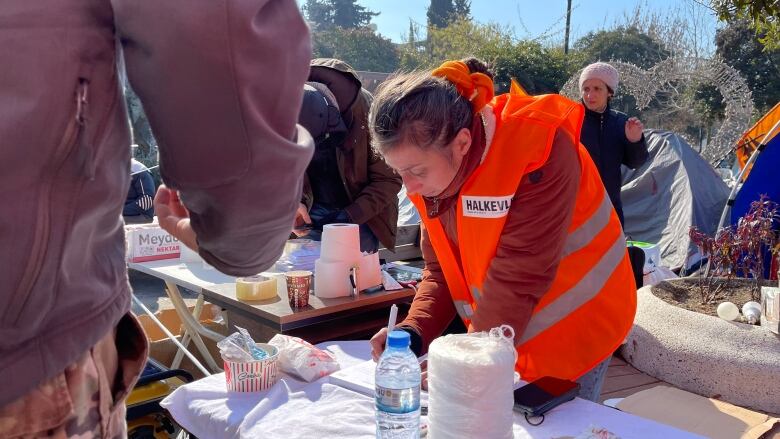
{"left": 224, "top": 343, "right": 280, "bottom": 392}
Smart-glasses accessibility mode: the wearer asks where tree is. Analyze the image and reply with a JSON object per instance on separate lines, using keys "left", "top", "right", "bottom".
{"left": 613, "top": 2, "right": 715, "bottom": 59}
{"left": 716, "top": 19, "right": 780, "bottom": 115}
{"left": 312, "top": 27, "right": 399, "bottom": 73}
{"left": 573, "top": 26, "right": 669, "bottom": 69}
{"left": 400, "top": 18, "right": 571, "bottom": 94}
{"left": 407, "top": 19, "right": 417, "bottom": 48}
{"left": 453, "top": 0, "right": 471, "bottom": 19}
{"left": 303, "top": 0, "right": 378, "bottom": 30}
{"left": 712, "top": 0, "right": 780, "bottom": 50}
{"left": 303, "top": 0, "right": 332, "bottom": 30}
{"left": 400, "top": 20, "right": 428, "bottom": 70}
{"left": 427, "top": 0, "right": 456, "bottom": 29}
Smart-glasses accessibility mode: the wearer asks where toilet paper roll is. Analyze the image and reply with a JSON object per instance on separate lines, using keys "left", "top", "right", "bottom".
{"left": 236, "top": 275, "right": 278, "bottom": 301}
{"left": 320, "top": 223, "right": 361, "bottom": 264}
{"left": 358, "top": 252, "right": 382, "bottom": 291}
{"left": 314, "top": 259, "right": 357, "bottom": 298}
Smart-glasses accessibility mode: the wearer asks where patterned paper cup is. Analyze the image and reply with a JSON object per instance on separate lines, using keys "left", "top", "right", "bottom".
{"left": 285, "top": 270, "right": 312, "bottom": 308}
{"left": 224, "top": 343, "right": 280, "bottom": 392}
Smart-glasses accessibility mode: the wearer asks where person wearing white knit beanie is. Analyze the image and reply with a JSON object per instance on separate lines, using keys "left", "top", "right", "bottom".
{"left": 578, "top": 61, "right": 649, "bottom": 227}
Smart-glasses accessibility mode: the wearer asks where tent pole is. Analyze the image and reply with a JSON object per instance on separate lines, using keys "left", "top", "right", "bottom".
{"left": 706, "top": 119, "right": 780, "bottom": 277}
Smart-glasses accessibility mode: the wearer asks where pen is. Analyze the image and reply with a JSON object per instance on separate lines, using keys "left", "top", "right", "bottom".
{"left": 387, "top": 303, "right": 398, "bottom": 333}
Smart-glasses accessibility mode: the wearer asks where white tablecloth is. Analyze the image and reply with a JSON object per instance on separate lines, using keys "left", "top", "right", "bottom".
{"left": 160, "top": 341, "right": 703, "bottom": 439}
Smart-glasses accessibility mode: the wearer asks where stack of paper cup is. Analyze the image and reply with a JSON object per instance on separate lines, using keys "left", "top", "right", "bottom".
{"left": 315, "top": 224, "right": 362, "bottom": 298}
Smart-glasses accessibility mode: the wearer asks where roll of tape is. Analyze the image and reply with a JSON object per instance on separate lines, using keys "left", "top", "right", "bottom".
{"left": 236, "top": 275, "right": 278, "bottom": 301}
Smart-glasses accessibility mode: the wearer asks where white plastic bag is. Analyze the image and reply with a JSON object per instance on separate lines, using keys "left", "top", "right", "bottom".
{"left": 643, "top": 265, "right": 678, "bottom": 287}
{"left": 267, "top": 334, "right": 340, "bottom": 382}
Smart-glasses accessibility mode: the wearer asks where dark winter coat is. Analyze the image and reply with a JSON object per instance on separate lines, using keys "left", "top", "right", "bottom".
{"left": 580, "top": 103, "right": 649, "bottom": 225}
{"left": 303, "top": 59, "right": 402, "bottom": 250}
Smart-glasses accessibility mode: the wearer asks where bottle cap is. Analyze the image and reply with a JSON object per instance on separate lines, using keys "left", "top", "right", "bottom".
{"left": 387, "top": 330, "right": 411, "bottom": 349}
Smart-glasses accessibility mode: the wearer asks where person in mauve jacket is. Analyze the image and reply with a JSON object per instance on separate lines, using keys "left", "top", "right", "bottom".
{"left": 0, "top": 1, "right": 313, "bottom": 436}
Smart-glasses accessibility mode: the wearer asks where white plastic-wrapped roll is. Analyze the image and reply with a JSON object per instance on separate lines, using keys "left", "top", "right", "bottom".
{"left": 427, "top": 325, "right": 516, "bottom": 439}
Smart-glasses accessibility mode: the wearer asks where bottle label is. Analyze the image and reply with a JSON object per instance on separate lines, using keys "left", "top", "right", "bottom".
{"left": 375, "top": 385, "right": 420, "bottom": 414}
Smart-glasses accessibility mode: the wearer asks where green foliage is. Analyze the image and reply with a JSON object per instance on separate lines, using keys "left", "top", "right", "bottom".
{"left": 303, "top": 0, "right": 378, "bottom": 30}
{"left": 573, "top": 26, "right": 670, "bottom": 69}
{"left": 690, "top": 82, "right": 726, "bottom": 126}
{"left": 716, "top": 19, "right": 780, "bottom": 115}
{"left": 712, "top": 0, "right": 780, "bottom": 50}
{"left": 312, "top": 27, "right": 399, "bottom": 72}
{"left": 494, "top": 42, "right": 570, "bottom": 94}
{"left": 453, "top": 0, "right": 471, "bottom": 19}
{"left": 399, "top": 19, "right": 572, "bottom": 94}
{"left": 303, "top": 0, "right": 332, "bottom": 29}
{"left": 427, "top": 0, "right": 456, "bottom": 29}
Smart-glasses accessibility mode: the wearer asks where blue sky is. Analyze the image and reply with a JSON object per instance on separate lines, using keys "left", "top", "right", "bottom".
{"left": 358, "top": 0, "right": 719, "bottom": 48}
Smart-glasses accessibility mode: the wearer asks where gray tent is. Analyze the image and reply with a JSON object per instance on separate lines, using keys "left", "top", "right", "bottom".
{"left": 621, "top": 130, "right": 730, "bottom": 270}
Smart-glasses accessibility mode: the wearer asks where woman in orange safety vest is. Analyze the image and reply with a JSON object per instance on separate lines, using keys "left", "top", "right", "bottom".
{"left": 368, "top": 58, "right": 636, "bottom": 401}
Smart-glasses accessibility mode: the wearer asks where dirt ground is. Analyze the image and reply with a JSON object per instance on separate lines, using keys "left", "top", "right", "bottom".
{"left": 652, "top": 277, "right": 773, "bottom": 317}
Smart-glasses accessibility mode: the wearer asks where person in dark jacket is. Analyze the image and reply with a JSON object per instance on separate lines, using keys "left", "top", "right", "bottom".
{"left": 579, "top": 62, "right": 649, "bottom": 226}
{"left": 123, "top": 158, "right": 156, "bottom": 223}
{"left": 293, "top": 59, "right": 402, "bottom": 253}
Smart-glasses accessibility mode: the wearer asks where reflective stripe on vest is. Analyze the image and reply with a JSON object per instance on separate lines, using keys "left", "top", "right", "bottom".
{"left": 562, "top": 194, "right": 614, "bottom": 257}
{"left": 409, "top": 93, "right": 636, "bottom": 382}
{"left": 519, "top": 202, "right": 626, "bottom": 344}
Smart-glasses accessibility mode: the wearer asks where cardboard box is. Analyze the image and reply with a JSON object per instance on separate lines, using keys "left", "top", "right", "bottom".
{"left": 137, "top": 305, "right": 221, "bottom": 341}
{"left": 617, "top": 386, "right": 779, "bottom": 439}
{"left": 137, "top": 306, "right": 227, "bottom": 380}
{"left": 125, "top": 223, "right": 181, "bottom": 263}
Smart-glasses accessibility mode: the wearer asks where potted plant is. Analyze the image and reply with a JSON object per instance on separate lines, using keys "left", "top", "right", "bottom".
{"left": 621, "top": 196, "right": 780, "bottom": 413}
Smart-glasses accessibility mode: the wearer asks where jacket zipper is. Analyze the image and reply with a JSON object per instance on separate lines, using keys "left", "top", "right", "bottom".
{"left": 598, "top": 112, "right": 604, "bottom": 150}
{"left": 430, "top": 197, "right": 440, "bottom": 216}
{"left": 4, "top": 82, "right": 87, "bottom": 325}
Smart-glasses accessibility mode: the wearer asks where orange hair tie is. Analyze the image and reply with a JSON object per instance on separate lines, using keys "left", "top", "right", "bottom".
{"left": 431, "top": 60, "right": 495, "bottom": 113}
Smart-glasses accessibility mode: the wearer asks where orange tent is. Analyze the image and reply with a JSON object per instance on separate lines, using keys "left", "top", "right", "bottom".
{"left": 734, "top": 102, "right": 780, "bottom": 180}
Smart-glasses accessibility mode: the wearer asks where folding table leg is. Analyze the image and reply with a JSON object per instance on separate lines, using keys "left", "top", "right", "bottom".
{"left": 164, "top": 281, "right": 223, "bottom": 372}
{"left": 172, "top": 294, "right": 206, "bottom": 369}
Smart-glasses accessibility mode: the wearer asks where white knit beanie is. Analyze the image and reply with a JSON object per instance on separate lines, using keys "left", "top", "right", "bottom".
{"left": 579, "top": 62, "right": 619, "bottom": 94}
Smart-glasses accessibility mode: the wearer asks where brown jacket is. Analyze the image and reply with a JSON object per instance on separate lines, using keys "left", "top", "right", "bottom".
{"left": 303, "top": 59, "right": 402, "bottom": 250}
{"left": 0, "top": 0, "right": 312, "bottom": 406}
{"left": 399, "top": 115, "right": 582, "bottom": 352}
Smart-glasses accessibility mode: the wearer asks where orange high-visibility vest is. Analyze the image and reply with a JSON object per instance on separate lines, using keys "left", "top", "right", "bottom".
{"left": 409, "top": 93, "right": 636, "bottom": 382}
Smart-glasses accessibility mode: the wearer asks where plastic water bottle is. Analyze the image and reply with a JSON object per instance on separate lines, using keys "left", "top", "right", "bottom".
{"left": 375, "top": 330, "right": 421, "bottom": 438}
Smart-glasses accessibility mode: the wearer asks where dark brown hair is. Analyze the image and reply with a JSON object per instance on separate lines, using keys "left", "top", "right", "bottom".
{"left": 369, "top": 57, "right": 493, "bottom": 154}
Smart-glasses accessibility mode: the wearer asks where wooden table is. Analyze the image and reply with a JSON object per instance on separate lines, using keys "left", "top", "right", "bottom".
{"left": 203, "top": 280, "right": 413, "bottom": 344}
{"left": 128, "top": 259, "right": 414, "bottom": 372}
